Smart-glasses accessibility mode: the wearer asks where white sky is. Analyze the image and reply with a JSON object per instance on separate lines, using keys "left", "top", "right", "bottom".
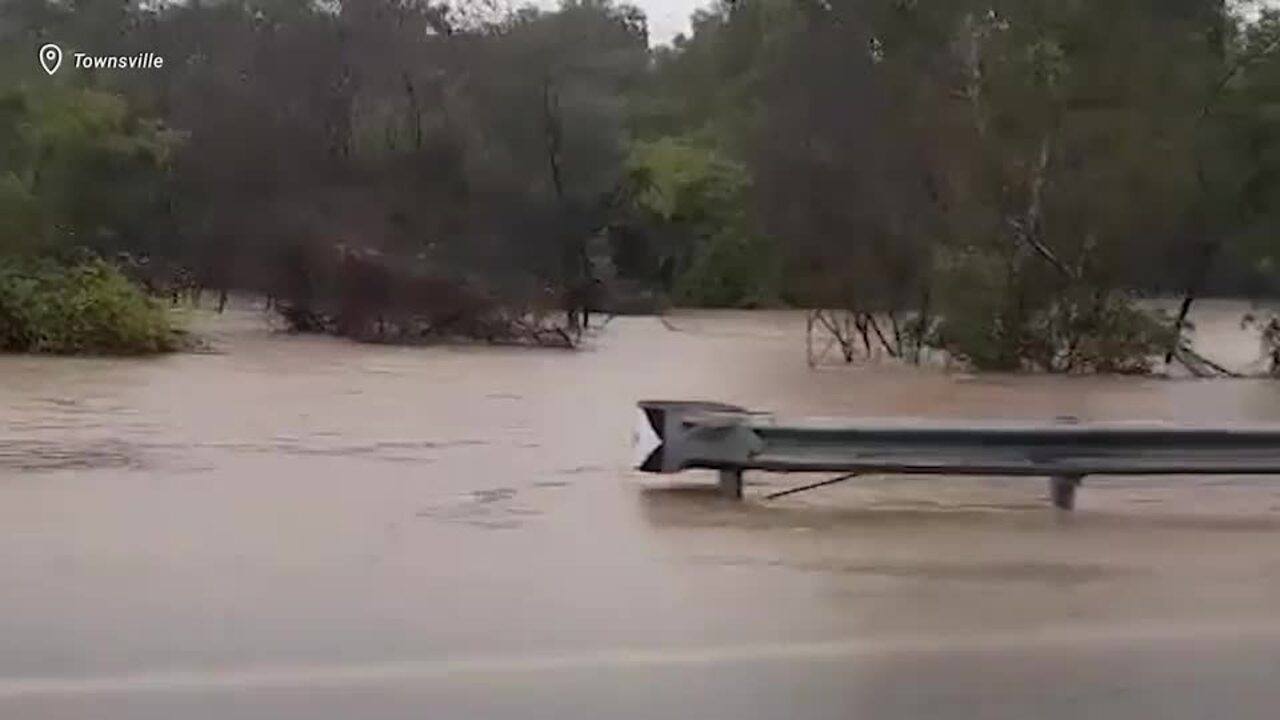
{"left": 531, "top": 0, "right": 705, "bottom": 46}
{"left": 635, "top": 0, "right": 703, "bottom": 44}
{"left": 633, "top": 0, "right": 1280, "bottom": 45}
{"left": 535, "top": 0, "right": 1278, "bottom": 48}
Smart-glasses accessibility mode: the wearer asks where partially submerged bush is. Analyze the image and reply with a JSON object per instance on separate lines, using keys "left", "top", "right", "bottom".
{"left": 931, "top": 250, "right": 1174, "bottom": 374}
{"left": 0, "top": 258, "right": 179, "bottom": 355}
{"left": 1040, "top": 294, "right": 1176, "bottom": 374}
{"left": 1243, "top": 312, "right": 1280, "bottom": 376}
{"left": 674, "top": 230, "right": 780, "bottom": 308}
{"left": 269, "top": 243, "right": 582, "bottom": 347}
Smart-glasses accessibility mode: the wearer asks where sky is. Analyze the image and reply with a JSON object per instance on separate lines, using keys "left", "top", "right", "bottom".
{"left": 635, "top": 0, "right": 703, "bottom": 45}
{"left": 546, "top": 0, "right": 1280, "bottom": 47}
{"left": 533, "top": 0, "right": 706, "bottom": 46}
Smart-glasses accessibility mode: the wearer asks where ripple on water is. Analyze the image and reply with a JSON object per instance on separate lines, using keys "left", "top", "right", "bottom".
{"left": 0, "top": 439, "right": 143, "bottom": 472}
{"left": 0, "top": 434, "right": 493, "bottom": 474}
{"left": 413, "top": 484, "right": 568, "bottom": 529}
{"left": 174, "top": 437, "right": 486, "bottom": 463}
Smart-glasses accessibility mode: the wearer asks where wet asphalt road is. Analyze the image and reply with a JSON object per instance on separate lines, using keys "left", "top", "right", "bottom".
{"left": 6, "top": 626, "right": 1280, "bottom": 719}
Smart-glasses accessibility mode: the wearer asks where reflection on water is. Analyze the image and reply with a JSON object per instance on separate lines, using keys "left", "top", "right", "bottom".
{"left": 3, "top": 301, "right": 1280, "bottom": 678}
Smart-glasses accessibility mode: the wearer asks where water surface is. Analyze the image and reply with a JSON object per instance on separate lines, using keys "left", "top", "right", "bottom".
{"left": 3, "top": 303, "right": 1280, "bottom": 717}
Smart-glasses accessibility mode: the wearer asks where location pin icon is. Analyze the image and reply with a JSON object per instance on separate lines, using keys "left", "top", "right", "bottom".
{"left": 38, "top": 43, "right": 62, "bottom": 75}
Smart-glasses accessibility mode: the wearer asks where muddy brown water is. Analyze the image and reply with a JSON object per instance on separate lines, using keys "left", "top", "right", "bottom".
{"left": 4, "top": 301, "right": 1280, "bottom": 703}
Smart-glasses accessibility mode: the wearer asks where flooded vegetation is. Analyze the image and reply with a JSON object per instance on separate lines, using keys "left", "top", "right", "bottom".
{"left": 3, "top": 2, "right": 1279, "bottom": 367}
{"left": 4, "top": 1, "right": 1280, "bottom": 716}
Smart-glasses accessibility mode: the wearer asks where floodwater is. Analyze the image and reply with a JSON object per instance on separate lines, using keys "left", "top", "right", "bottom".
{"left": 5, "top": 301, "right": 1280, "bottom": 719}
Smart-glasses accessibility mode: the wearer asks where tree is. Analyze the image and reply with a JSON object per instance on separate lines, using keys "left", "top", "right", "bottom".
{"left": 0, "top": 84, "right": 176, "bottom": 256}
{"left": 616, "top": 136, "right": 774, "bottom": 306}
{"left": 746, "top": 0, "right": 1247, "bottom": 371}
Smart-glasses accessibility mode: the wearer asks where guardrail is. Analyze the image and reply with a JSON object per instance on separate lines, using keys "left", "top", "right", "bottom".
{"left": 632, "top": 400, "right": 1280, "bottom": 509}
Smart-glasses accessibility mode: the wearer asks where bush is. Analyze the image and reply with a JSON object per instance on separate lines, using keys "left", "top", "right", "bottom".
{"left": 932, "top": 249, "right": 1174, "bottom": 373}
{"left": 674, "top": 230, "right": 780, "bottom": 308}
{"left": 0, "top": 258, "right": 179, "bottom": 355}
{"left": 619, "top": 137, "right": 779, "bottom": 307}
{"left": 930, "top": 250, "right": 1027, "bottom": 371}
{"left": 1039, "top": 294, "right": 1176, "bottom": 374}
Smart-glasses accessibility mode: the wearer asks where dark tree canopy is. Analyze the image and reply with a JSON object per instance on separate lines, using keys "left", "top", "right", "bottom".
{"left": 1, "top": 0, "right": 1278, "bottom": 363}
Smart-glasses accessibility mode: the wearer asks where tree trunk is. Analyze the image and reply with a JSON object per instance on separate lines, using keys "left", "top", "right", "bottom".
{"left": 1018, "top": 134, "right": 1071, "bottom": 279}
{"left": 913, "top": 286, "right": 932, "bottom": 365}
{"left": 542, "top": 77, "right": 565, "bottom": 200}
{"left": 1165, "top": 240, "right": 1219, "bottom": 365}
{"left": 867, "top": 314, "right": 899, "bottom": 359}
{"left": 403, "top": 71, "right": 422, "bottom": 152}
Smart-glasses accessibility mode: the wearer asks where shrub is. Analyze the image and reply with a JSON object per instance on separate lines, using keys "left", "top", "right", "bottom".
{"left": 674, "top": 229, "right": 780, "bottom": 308}
{"left": 620, "top": 138, "right": 779, "bottom": 307}
{"left": 931, "top": 250, "right": 1027, "bottom": 371}
{"left": 931, "top": 249, "right": 1174, "bottom": 373}
{"left": 0, "top": 258, "right": 179, "bottom": 355}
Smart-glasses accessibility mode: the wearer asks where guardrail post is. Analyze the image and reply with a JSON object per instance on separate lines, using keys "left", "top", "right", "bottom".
{"left": 1050, "top": 475, "right": 1082, "bottom": 511}
{"left": 719, "top": 469, "right": 744, "bottom": 500}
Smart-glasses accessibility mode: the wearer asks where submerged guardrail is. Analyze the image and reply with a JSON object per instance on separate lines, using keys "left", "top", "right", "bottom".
{"left": 632, "top": 400, "right": 1280, "bottom": 509}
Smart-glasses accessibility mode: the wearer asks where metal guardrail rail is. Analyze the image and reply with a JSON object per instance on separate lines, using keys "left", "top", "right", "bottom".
{"left": 632, "top": 400, "right": 1280, "bottom": 509}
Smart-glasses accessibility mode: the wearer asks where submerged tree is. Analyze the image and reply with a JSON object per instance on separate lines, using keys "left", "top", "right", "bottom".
{"left": 747, "top": 0, "right": 1265, "bottom": 372}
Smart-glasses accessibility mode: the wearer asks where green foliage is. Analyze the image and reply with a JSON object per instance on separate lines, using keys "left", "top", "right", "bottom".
{"left": 0, "top": 84, "right": 178, "bottom": 255}
{"left": 931, "top": 251, "right": 1022, "bottom": 371}
{"left": 932, "top": 250, "right": 1175, "bottom": 373}
{"left": 0, "top": 174, "right": 41, "bottom": 256}
{"left": 619, "top": 137, "right": 776, "bottom": 306}
{"left": 744, "top": 0, "right": 1280, "bottom": 372}
{"left": 2, "top": 0, "right": 1278, "bottom": 369}
{"left": 1226, "top": 10, "right": 1280, "bottom": 277}
{"left": 0, "top": 258, "right": 179, "bottom": 355}
{"left": 626, "top": 137, "right": 748, "bottom": 220}
{"left": 1049, "top": 297, "right": 1176, "bottom": 375}
{"left": 636, "top": 0, "right": 797, "bottom": 152}
{"left": 675, "top": 230, "right": 779, "bottom": 308}
{"left": 0, "top": 83, "right": 180, "bottom": 355}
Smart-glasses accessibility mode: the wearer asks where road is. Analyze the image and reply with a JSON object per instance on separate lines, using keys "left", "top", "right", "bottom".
{"left": 6, "top": 623, "right": 1280, "bottom": 718}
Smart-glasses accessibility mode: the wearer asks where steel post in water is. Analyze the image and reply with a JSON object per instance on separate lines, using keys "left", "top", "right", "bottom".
{"left": 719, "top": 469, "right": 744, "bottom": 499}
{"left": 1050, "top": 475, "right": 1082, "bottom": 510}
{"left": 1050, "top": 416, "right": 1083, "bottom": 510}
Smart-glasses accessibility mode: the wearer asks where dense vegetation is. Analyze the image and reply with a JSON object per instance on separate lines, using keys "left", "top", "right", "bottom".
{"left": 0, "top": 82, "right": 180, "bottom": 353}
{"left": 0, "top": 0, "right": 1278, "bottom": 368}
{"left": 0, "top": 257, "right": 177, "bottom": 354}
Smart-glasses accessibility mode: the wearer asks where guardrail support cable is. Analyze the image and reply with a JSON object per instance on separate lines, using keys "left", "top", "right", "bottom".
{"left": 764, "top": 473, "right": 862, "bottom": 501}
